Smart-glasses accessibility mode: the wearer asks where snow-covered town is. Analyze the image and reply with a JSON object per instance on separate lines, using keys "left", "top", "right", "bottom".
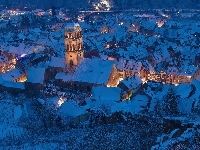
{"left": 0, "top": 0, "right": 200, "bottom": 149}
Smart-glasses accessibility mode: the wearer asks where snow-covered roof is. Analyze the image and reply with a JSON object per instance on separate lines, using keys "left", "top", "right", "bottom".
{"left": 116, "top": 59, "right": 142, "bottom": 72}
{"left": 119, "top": 74, "right": 142, "bottom": 90}
{"left": 48, "top": 57, "right": 65, "bottom": 68}
{"left": 7, "top": 43, "right": 44, "bottom": 56}
{"left": 166, "top": 66, "right": 179, "bottom": 74}
{"left": 55, "top": 72, "right": 74, "bottom": 82}
{"left": 141, "top": 21, "right": 156, "bottom": 30}
{"left": 0, "top": 75, "right": 25, "bottom": 89}
{"left": 165, "top": 28, "right": 178, "bottom": 39}
{"left": 73, "top": 58, "right": 114, "bottom": 85}
{"left": 179, "top": 65, "right": 198, "bottom": 76}
{"left": 1, "top": 68, "right": 24, "bottom": 82}
{"left": 128, "top": 45, "right": 149, "bottom": 60}
{"left": 65, "top": 23, "right": 81, "bottom": 32}
{"left": 110, "top": 94, "right": 149, "bottom": 114}
{"left": 33, "top": 9, "right": 45, "bottom": 13}
{"left": 27, "top": 67, "right": 45, "bottom": 84}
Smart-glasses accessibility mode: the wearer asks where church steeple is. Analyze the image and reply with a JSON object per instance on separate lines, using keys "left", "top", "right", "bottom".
{"left": 64, "top": 23, "right": 84, "bottom": 72}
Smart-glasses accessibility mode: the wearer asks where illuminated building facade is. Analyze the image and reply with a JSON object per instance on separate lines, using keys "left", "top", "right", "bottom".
{"left": 64, "top": 23, "right": 84, "bottom": 73}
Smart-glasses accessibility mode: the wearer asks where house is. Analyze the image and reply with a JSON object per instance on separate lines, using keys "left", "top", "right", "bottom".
{"left": 128, "top": 23, "right": 140, "bottom": 32}
{"left": 100, "top": 25, "right": 109, "bottom": 33}
{"left": 72, "top": 58, "right": 120, "bottom": 91}
{"left": 118, "top": 74, "right": 142, "bottom": 92}
{"left": 140, "top": 21, "right": 157, "bottom": 36}
{"left": 56, "top": 59, "right": 119, "bottom": 91}
{"left": 116, "top": 58, "right": 143, "bottom": 78}
{"left": 55, "top": 58, "right": 120, "bottom": 92}
{"left": 163, "top": 21, "right": 182, "bottom": 41}
{"left": 25, "top": 67, "right": 46, "bottom": 95}
{"left": 0, "top": 75, "right": 25, "bottom": 95}
{"left": 0, "top": 50, "right": 17, "bottom": 73}
{"left": 33, "top": 9, "right": 45, "bottom": 16}
{"left": 55, "top": 72, "right": 74, "bottom": 90}
{"left": 193, "top": 68, "right": 200, "bottom": 81}
{"left": 46, "top": 56, "right": 66, "bottom": 80}
{"left": 117, "top": 74, "right": 142, "bottom": 100}
{"left": 1, "top": 68, "right": 27, "bottom": 82}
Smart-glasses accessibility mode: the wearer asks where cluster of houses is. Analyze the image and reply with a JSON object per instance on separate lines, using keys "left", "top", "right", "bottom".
{"left": 0, "top": 9, "right": 199, "bottom": 103}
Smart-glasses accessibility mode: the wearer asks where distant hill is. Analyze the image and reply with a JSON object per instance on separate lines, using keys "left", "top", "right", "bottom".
{"left": 1, "top": 0, "right": 200, "bottom": 10}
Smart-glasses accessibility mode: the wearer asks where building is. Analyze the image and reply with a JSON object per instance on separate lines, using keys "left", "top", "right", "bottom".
{"left": 55, "top": 58, "right": 120, "bottom": 92}
{"left": 46, "top": 56, "right": 66, "bottom": 80}
{"left": 0, "top": 50, "right": 17, "bottom": 73}
{"left": 0, "top": 75, "right": 25, "bottom": 95}
{"left": 64, "top": 23, "right": 84, "bottom": 73}
{"left": 1, "top": 68, "right": 27, "bottom": 82}
{"left": 25, "top": 67, "right": 47, "bottom": 96}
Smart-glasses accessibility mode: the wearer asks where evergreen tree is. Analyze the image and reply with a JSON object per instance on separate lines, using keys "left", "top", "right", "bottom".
{"left": 21, "top": 15, "right": 30, "bottom": 27}
{"left": 163, "top": 88, "right": 179, "bottom": 115}
{"left": 51, "top": 6, "right": 56, "bottom": 16}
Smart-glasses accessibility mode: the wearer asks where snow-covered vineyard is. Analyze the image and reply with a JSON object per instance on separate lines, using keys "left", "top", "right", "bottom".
{"left": 0, "top": 6, "right": 200, "bottom": 149}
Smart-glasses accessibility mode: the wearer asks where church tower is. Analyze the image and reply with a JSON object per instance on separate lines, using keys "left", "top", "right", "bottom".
{"left": 64, "top": 23, "right": 84, "bottom": 72}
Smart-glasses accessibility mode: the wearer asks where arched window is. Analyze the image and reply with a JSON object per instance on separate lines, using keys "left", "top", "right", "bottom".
{"left": 78, "top": 31, "right": 81, "bottom": 38}
{"left": 79, "top": 43, "right": 82, "bottom": 50}
{"left": 69, "top": 44, "right": 72, "bottom": 51}
{"left": 72, "top": 44, "right": 75, "bottom": 50}
{"left": 66, "top": 44, "right": 69, "bottom": 50}
{"left": 70, "top": 60, "right": 73, "bottom": 67}
{"left": 68, "top": 33, "right": 72, "bottom": 38}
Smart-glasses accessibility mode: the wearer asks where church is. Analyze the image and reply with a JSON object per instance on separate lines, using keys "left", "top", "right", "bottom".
{"left": 56, "top": 23, "right": 120, "bottom": 91}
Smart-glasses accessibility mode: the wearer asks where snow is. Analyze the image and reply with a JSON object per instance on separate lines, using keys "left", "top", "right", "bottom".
{"left": 65, "top": 23, "right": 81, "bottom": 32}
{"left": 1, "top": 68, "right": 24, "bottom": 82}
{"left": 37, "top": 98, "right": 45, "bottom": 105}
{"left": 0, "top": 125, "right": 25, "bottom": 139}
{"left": 92, "top": 86, "right": 121, "bottom": 102}
{"left": 119, "top": 74, "right": 142, "bottom": 89}
{"left": 55, "top": 72, "right": 74, "bottom": 82}
{"left": 178, "top": 98, "right": 193, "bottom": 114}
{"left": 73, "top": 58, "right": 114, "bottom": 85}
{"left": 27, "top": 67, "right": 45, "bottom": 84}
{"left": 116, "top": 59, "right": 142, "bottom": 72}
{"left": 141, "top": 21, "right": 156, "bottom": 30}
{"left": 48, "top": 56, "right": 65, "bottom": 68}
{"left": 58, "top": 100, "right": 88, "bottom": 118}
{"left": 0, "top": 75, "right": 25, "bottom": 89}
{"left": 175, "top": 83, "right": 191, "bottom": 99}
{"left": 110, "top": 94, "right": 149, "bottom": 114}
{"left": 14, "top": 105, "right": 22, "bottom": 120}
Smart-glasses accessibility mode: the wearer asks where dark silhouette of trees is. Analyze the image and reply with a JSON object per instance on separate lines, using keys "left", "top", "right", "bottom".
{"left": 21, "top": 15, "right": 30, "bottom": 27}
{"left": 51, "top": 6, "right": 56, "bottom": 16}
{"left": 163, "top": 88, "right": 179, "bottom": 115}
